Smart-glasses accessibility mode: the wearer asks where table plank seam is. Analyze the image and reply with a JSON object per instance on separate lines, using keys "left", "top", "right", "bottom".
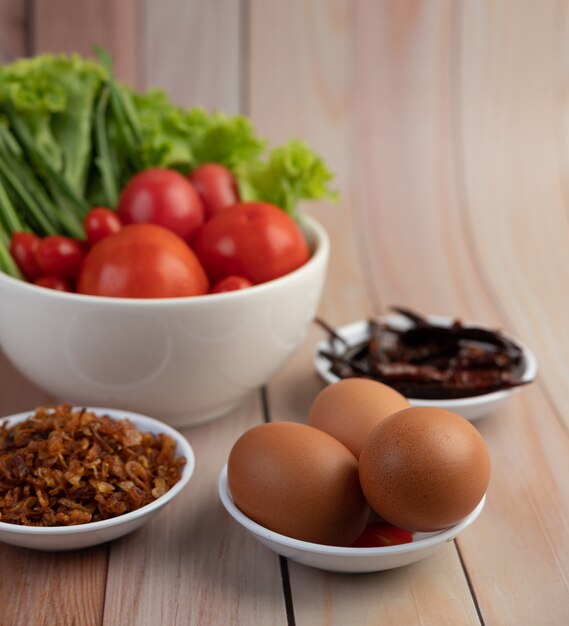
{"left": 261, "top": 386, "right": 298, "bottom": 625}
{"left": 279, "top": 555, "right": 297, "bottom": 626}
{"left": 261, "top": 386, "right": 271, "bottom": 425}
{"left": 239, "top": 0, "right": 250, "bottom": 115}
{"left": 455, "top": 539, "right": 485, "bottom": 626}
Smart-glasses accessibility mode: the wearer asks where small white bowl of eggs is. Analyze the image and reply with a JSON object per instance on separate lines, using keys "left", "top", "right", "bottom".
{"left": 219, "top": 378, "right": 490, "bottom": 573}
{"left": 218, "top": 468, "right": 485, "bottom": 573}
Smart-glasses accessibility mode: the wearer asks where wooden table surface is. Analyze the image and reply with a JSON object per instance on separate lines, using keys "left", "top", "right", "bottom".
{"left": 1, "top": 1, "right": 569, "bottom": 624}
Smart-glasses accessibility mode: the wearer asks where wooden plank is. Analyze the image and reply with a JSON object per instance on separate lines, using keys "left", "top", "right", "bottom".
{"left": 31, "top": 0, "right": 140, "bottom": 86}
{"left": 455, "top": 1, "right": 569, "bottom": 622}
{"left": 457, "top": 0, "right": 569, "bottom": 429}
{"left": 248, "top": 0, "right": 371, "bottom": 323}
{"left": 349, "top": 0, "right": 499, "bottom": 322}
{"left": 249, "top": 1, "right": 480, "bottom": 623}
{"left": 457, "top": 390, "right": 569, "bottom": 625}
{"left": 101, "top": 394, "right": 287, "bottom": 626}
{"left": 289, "top": 544, "right": 479, "bottom": 626}
{"left": 0, "top": 544, "right": 108, "bottom": 626}
{"left": 142, "top": 0, "right": 242, "bottom": 111}
{"left": 0, "top": 0, "right": 27, "bottom": 62}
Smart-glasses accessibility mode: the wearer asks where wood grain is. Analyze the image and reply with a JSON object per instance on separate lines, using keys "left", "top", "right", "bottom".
{"left": 457, "top": 0, "right": 569, "bottom": 427}
{"left": 0, "top": 544, "right": 108, "bottom": 626}
{"left": 289, "top": 544, "right": 479, "bottom": 626}
{"left": 351, "top": 0, "right": 499, "bottom": 322}
{"left": 457, "top": 390, "right": 569, "bottom": 625}
{"left": 0, "top": 0, "right": 27, "bottom": 62}
{"left": 142, "top": 0, "right": 242, "bottom": 111}
{"left": 31, "top": 0, "right": 140, "bottom": 85}
{"left": 453, "top": 2, "right": 569, "bottom": 622}
{"left": 248, "top": 0, "right": 371, "bottom": 324}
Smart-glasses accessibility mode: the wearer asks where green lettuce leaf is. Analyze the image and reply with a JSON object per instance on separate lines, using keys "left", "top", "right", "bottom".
{"left": 0, "top": 51, "right": 337, "bottom": 244}
{"left": 0, "top": 54, "right": 106, "bottom": 198}
{"left": 237, "top": 139, "right": 338, "bottom": 216}
{"left": 132, "top": 90, "right": 265, "bottom": 173}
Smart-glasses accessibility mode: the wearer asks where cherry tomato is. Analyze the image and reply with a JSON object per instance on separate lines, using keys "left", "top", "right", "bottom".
{"left": 193, "top": 202, "right": 310, "bottom": 284}
{"left": 84, "top": 207, "right": 122, "bottom": 246}
{"left": 9, "top": 232, "right": 41, "bottom": 281}
{"left": 211, "top": 275, "right": 253, "bottom": 294}
{"left": 350, "top": 523, "right": 413, "bottom": 548}
{"left": 118, "top": 168, "right": 205, "bottom": 242}
{"left": 35, "top": 236, "right": 85, "bottom": 280}
{"left": 189, "top": 163, "right": 239, "bottom": 220}
{"left": 34, "top": 276, "right": 71, "bottom": 292}
{"left": 77, "top": 224, "right": 209, "bottom": 298}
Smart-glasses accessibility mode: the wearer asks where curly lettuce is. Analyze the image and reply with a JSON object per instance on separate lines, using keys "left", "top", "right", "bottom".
{"left": 0, "top": 51, "right": 336, "bottom": 272}
{"left": 236, "top": 139, "right": 338, "bottom": 216}
{"left": 0, "top": 54, "right": 105, "bottom": 198}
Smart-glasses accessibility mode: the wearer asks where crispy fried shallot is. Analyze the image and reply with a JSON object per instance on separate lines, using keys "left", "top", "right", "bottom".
{"left": 0, "top": 404, "right": 186, "bottom": 526}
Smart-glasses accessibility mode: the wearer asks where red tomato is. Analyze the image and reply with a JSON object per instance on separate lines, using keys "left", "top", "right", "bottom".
{"left": 34, "top": 276, "right": 71, "bottom": 292}
{"left": 77, "top": 224, "right": 209, "bottom": 298}
{"left": 9, "top": 232, "right": 41, "bottom": 281}
{"left": 350, "top": 523, "right": 413, "bottom": 548}
{"left": 193, "top": 202, "right": 310, "bottom": 284}
{"left": 35, "top": 236, "right": 85, "bottom": 280}
{"left": 84, "top": 207, "right": 122, "bottom": 246}
{"left": 118, "top": 168, "right": 205, "bottom": 242}
{"left": 211, "top": 275, "right": 253, "bottom": 294}
{"left": 189, "top": 163, "right": 239, "bottom": 220}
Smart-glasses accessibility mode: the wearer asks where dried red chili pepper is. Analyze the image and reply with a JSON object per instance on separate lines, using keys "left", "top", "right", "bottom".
{"left": 318, "top": 307, "right": 528, "bottom": 399}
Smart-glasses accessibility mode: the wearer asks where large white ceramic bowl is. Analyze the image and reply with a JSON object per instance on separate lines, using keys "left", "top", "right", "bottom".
{"left": 218, "top": 466, "right": 485, "bottom": 573}
{"left": 314, "top": 314, "right": 538, "bottom": 421}
{"left": 0, "top": 216, "right": 329, "bottom": 428}
{"left": 0, "top": 407, "right": 195, "bottom": 551}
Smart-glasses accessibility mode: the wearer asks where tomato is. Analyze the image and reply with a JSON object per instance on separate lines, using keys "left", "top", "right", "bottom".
{"left": 118, "top": 168, "right": 204, "bottom": 242}
{"left": 34, "top": 276, "right": 71, "bottom": 292}
{"left": 193, "top": 202, "right": 310, "bottom": 284}
{"left": 350, "top": 523, "right": 413, "bottom": 548}
{"left": 35, "top": 236, "right": 85, "bottom": 280}
{"left": 211, "top": 275, "right": 253, "bottom": 294}
{"left": 9, "top": 232, "right": 41, "bottom": 281}
{"left": 77, "top": 224, "right": 209, "bottom": 298}
{"left": 189, "top": 163, "right": 239, "bottom": 219}
{"left": 84, "top": 207, "right": 122, "bottom": 246}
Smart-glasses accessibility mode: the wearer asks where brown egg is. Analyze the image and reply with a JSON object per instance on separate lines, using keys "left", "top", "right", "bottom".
{"left": 359, "top": 407, "right": 490, "bottom": 532}
{"left": 227, "top": 422, "right": 370, "bottom": 546}
{"left": 308, "top": 378, "right": 410, "bottom": 458}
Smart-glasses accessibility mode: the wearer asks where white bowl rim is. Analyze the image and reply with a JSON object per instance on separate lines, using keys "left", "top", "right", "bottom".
{"left": 0, "top": 407, "right": 195, "bottom": 536}
{"left": 218, "top": 464, "right": 486, "bottom": 556}
{"left": 0, "top": 214, "right": 329, "bottom": 306}
{"left": 314, "top": 315, "right": 538, "bottom": 409}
